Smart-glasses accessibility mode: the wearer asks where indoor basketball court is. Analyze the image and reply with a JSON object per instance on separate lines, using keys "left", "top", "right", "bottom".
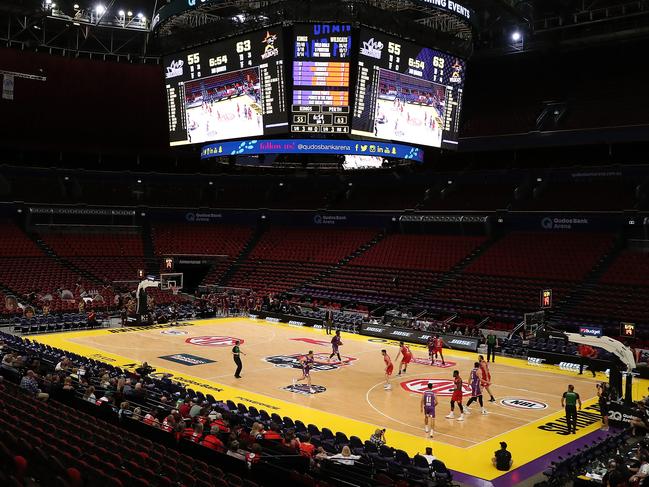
{"left": 32, "top": 317, "right": 644, "bottom": 485}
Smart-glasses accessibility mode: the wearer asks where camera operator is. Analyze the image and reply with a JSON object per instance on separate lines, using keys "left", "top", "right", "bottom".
{"left": 369, "top": 428, "right": 386, "bottom": 447}
{"left": 135, "top": 361, "right": 155, "bottom": 377}
{"left": 597, "top": 382, "right": 610, "bottom": 431}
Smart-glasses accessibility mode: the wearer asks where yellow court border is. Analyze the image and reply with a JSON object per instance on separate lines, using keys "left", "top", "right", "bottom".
{"left": 30, "top": 318, "right": 647, "bottom": 482}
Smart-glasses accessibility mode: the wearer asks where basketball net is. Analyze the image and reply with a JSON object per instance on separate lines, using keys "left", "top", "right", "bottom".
{"left": 170, "top": 285, "right": 179, "bottom": 296}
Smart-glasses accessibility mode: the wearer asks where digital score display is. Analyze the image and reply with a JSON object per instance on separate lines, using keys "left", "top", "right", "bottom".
{"left": 291, "top": 24, "right": 351, "bottom": 134}
{"left": 352, "top": 28, "right": 466, "bottom": 149}
{"left": 164, "top": 29, "right": 288, "bottom": 146}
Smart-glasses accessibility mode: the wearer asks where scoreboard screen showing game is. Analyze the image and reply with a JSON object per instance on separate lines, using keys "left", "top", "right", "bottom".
{"left": 352, "top": 28, "right": 465, "bottom": 149}
{"left": 164, "top": 29, "right": 288, "bottom": 146}
{"left": 291, "top": 24, "right": 352, "bottom": 134}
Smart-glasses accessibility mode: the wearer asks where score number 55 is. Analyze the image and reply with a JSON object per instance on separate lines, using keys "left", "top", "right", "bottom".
{"left": 187, "top": 53, "right": 200, "bottom": 65}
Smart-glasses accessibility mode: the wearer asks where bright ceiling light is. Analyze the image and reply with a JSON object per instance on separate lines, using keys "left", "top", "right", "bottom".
{"left": 95, "top": 4, "right": 106, "bottom": 15}
{"left": 118, "top": 10, "right": 125, "bottom": 16}
{"left": 511, "top": 31, "right": 522, "bottom": 42}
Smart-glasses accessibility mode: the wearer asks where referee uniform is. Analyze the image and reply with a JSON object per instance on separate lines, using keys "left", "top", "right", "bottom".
{"left": 232, "top": 341, "right": 244, "bottom": 379}
{"left": 562, "top": 385, "right": 581, "bottom": 434}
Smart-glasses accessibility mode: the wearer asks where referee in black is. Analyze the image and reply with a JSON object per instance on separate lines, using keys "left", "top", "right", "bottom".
{"left": 232, "top": 340, "right": 245, "bottom": 379}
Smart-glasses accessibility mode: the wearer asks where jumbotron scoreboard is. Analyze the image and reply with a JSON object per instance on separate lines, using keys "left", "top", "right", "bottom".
{"left": 164, "top": 29, "right": 288, "bottom": 146}
{"left": 291, "top": 24, "right": 351, "bottom": 134}
{"left": 352, "top": 28, "right": 465, "bottom": 149}
{"left": 163, "top": 24, "right": 466, "bottom": 150}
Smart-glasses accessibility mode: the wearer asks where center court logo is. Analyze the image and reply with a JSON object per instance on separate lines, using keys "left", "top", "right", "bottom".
{"left": 265, "top": 353, "right": 356, "bottom": 371}
{"left": 500, "top": 398, "right": 548, "bottom": 410}
{"left": 360, "top": 38, "right": 384, "bottom": 59}
{"left": 410, "top": 357, "right": 455, "bottom": 369}
{"left": 186, "top": 336, "right": 244, "bottom": 347}
{"left": 400, "top": 379, "right": 472, "bottom": 396}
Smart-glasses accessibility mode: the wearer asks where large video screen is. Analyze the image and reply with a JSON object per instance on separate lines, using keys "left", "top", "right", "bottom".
{"left": 164, "top": 29, "right": 288, "bottom": 146}
{"left": 352, "top": 28, "right": 465, "bottom": 149}
{"left": 291, "top": 24, "right": 351, "bottom": 134}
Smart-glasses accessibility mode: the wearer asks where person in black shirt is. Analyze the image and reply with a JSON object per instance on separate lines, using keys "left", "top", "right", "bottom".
{"left": 492, "top": 442, "right": 512, "bottom": 471}
{"left": 232, "top": 340, "right": 245, "bottom": 379}
{"left": 324, "top": 309, "right": 333, "bottom": 335}
{"left": 598, "top": 382, "right": 610, "bottom": 431}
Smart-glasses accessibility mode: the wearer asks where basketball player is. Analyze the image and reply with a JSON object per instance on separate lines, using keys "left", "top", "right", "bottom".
{"left": 434, "top": 335, "right": 445, "bottom": 366}
{"left": 445, "top": 370, "right": 465, "bottom": 421}
{"left": 294, "top": 351, "right": 316, "bottom": 394}
{"left": 427, "top": 336, "right": 436, "bottom": 365}
{"left": 420, "top": 382, "right": 438, "bottom": 437}
{"left": 329, "top": 330, "right": 343, "bottom": 363}
{"left": 382, "top": 350, "right": 394, "bottom": 390}
{"left": 478, "top": 355, "right": 496, "bottom": 402}
{"left": 396, "top": 341, "right": 412, "bottom": 376}
{"left": 465, "top": 362, "right": 488, "bottom": 415}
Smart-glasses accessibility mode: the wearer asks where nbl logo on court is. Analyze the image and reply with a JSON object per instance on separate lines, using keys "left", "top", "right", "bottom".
{"left": 160, "top": 329, "right": 189, "bottom": 336}
{"left": 265, "top": 354, "right": 355, "bottom": 371}
{"left": 282, "top": 384, "right": 327, "bottom": 395}
{"left": 185, "top": 336, "right": 244, "bottom": 347}
{"left": 400, "top": 379, "right": 472, "bottom": 397}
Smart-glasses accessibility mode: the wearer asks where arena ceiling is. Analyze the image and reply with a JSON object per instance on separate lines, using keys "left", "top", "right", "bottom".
{"left": 2, "top": 0, "right": 649, "bottom": 59}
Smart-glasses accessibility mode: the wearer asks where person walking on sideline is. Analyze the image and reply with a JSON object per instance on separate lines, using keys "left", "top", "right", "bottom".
{"left": 561, "top": 384, "right": 582, "bottom": 434}
{"left": 232, "top": 340, "right": 245, "bottom": 379}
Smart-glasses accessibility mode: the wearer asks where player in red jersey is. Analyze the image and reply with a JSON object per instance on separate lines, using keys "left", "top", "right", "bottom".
{"left": 382, "top": 350, "right": 394, "bottom": 390}
{"left": 433, "top": 335, "right": 445, "bottom": 365}
{"left": 445, "top": 370, "right": 465, "bottom": 421}
{"left": 396, "top": 341, "right": 413, "bottom": 376}
{"left": 478, "top": 355, "right": 496, "bottom": 402}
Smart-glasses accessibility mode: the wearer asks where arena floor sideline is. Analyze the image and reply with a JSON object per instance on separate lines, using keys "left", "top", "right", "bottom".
{"left": 30, "top": 318, "right": 647, "bottom": 486}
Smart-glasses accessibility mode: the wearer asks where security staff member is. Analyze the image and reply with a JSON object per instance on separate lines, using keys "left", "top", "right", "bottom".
{"left": 561, "top": 384, "right": 582, "bottom": 434}
{"left": 232, "top": 340, "right": 246, "bottom": 379}
{"left": 486, "top": 332, "right": 498, "bottom": 362}
{"left": 324, "top": 309, "right": 334, "bottom": 335}
{"left": 578, "top": 344, "right": 598, "bottom": 377}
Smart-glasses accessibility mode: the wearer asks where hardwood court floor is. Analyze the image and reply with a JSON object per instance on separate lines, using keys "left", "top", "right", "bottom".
{"left": 33, "top": 318, "right": 635, "bottom": 483}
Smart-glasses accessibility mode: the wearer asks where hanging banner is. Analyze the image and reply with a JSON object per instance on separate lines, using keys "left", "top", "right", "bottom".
{"left": 2, "top": 74, "right": 14, "bottom": 100}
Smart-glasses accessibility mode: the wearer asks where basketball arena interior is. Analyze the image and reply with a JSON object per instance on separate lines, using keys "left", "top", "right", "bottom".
{"left": 2, "top": 0, "right": 649, "bottom": 486}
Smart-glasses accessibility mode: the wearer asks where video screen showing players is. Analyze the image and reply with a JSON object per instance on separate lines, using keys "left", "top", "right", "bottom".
{"left": 164, "top": 29, "right": 288, "bottom": 146}
{"left": 373, "top": 70, "right": 447, "bottom": 147}
{"left": 184, "top": 68, "right": 263, "bottom": 144}
{"left": 352, "top": 28, "right": 466, "bottom": 149}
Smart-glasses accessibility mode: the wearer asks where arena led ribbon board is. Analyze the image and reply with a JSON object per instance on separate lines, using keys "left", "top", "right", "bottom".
{"left": 199, "top": 139, "right": 424, "bottom": 162}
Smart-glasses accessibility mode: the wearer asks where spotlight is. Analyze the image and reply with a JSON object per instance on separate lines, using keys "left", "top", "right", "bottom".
{"left": 118, "top": 10, "right": 125, "bottom": 16}
{"left": 95, "top": 4, "right": 106, "bottom": 14}
{"left": 511, "top": 31, "right": 522, "bottom": 42}
{"left": 137, "top": 12, "right": 144, "bottom": 19}
{"left": 51, "top": 2, "right": 56, "bottom": 7}
{"left": 127, "top": 11, "right": 132, "bottom": 16}
{"left": 45, "top": 0, "right": 52, "bottom": 4}
{"left": 73, "top": 3, "right": 79, "bottom": 9}
{"left": 137, "top": 179, "right": 142, "bottom": 184}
